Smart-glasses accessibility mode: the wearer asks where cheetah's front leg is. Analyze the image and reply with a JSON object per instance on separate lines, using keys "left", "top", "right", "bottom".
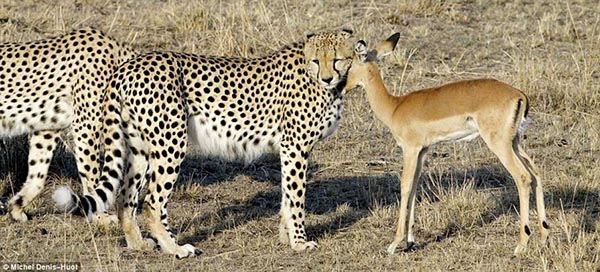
{"left": 278, "top": 144, "right": 317, "bottom": 251}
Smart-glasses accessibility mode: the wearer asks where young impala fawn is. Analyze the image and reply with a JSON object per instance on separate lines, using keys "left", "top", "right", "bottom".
{"left": 345, "top": 33, "right": 548, "bottom": 255}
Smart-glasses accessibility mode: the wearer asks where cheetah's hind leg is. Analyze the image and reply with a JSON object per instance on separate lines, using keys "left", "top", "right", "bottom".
{"left": 8, "top": 131, "right": 60, "bottom": 222}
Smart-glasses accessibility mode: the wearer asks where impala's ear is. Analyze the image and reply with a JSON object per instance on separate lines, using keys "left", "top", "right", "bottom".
{"left": 354, "top": 33, "right": 400, "bottom": 62}
{"left": 373, "top": 32, "right": 400, "bottom": 61}
{"left": 354, "top": 40, "right": 367, "bottom": 54}
{"left": 353, "top": 40, "right": 369, "bottom": 62}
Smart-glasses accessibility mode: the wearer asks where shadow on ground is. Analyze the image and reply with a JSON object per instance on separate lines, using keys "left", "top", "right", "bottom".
{"left": 0, "top": 138, "right": 76, "bottom": 215}
{"left": 4, "top": 146, "right": 597, "bottom": 247}
{"left": 176, "top": 155, "right": 576, "bottom": 247}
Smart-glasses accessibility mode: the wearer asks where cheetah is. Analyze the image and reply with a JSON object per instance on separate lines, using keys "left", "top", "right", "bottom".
{"left": 0, "top": 28, "right": 137, "bottom": 221}
{"left": 53, "top": 29, "right": 355, "bottom": 258}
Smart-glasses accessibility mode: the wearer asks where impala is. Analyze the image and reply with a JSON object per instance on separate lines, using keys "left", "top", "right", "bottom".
{"left": 345, "top": 33, "right": 549, "bottom": 255}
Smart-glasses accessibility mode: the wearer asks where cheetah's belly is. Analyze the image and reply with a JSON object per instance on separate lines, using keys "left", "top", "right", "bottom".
{"left": 187, "top": 115, "right": 281, "bottom": 164}
{"left": 0, "top": 89, "right": 74, "bottom": 137}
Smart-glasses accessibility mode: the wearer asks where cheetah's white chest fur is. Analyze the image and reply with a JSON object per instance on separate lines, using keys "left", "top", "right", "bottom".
{"left": 187, "top": 115, "right": 281, "bottom": 164}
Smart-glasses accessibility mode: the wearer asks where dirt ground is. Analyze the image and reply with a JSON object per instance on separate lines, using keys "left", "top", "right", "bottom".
{"left": 0, "top": 0, "right": 599, "bottom": 271}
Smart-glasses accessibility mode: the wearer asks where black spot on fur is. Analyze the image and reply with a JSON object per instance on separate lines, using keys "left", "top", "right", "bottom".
{"left": 542, "top": 221, "right": 549, "bottom": 229}
{"left": 13, "top": 196, "right": 23, "bottom": 207}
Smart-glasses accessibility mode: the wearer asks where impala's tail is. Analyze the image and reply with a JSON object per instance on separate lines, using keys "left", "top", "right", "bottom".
{"left": 53, "top": 77, "right": 127, "bottom": 220}
{"left": 514, "top": 93, "right": 530, "bottom": 135}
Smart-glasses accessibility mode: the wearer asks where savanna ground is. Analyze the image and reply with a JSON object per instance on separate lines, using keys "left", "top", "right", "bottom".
{"left": 0, "top": 0, "right": 599, "bottom": 271}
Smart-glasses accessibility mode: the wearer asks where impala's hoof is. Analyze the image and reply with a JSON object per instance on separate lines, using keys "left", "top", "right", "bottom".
{"left": 513, "top": 244, "right": 527, "bottom": 256}
{"left": 387, "top": 242, "right": 399, "bottom": 255}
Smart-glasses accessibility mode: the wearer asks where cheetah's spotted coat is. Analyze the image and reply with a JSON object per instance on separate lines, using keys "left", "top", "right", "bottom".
{"left": 54, "top": 30, "right": 355, "bottom": 258}
{"left": 0, "top": 28, "right": 137, "bottom": 221}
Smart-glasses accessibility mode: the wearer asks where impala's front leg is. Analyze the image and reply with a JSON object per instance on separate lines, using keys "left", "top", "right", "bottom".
{"left": 388, "top": 147, "right": 423, "bottom": 254}
{"left": 278, "top": 140, "right": 317, "bottom": 251}
{"left": 406, "top": 148, "right": 427, "bottom": 250}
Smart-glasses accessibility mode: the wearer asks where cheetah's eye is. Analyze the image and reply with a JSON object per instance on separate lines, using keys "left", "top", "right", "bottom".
{"left": 311, "top": 59, "right": 319, "bottom": 65}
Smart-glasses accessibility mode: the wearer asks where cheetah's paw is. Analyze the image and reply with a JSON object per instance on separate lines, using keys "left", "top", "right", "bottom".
{"left": 291, "top": 241, "right": 318, "bottom": 251}
{"left": 387, "top": 242, "right": 399, "bottom": 255}
{"left": 513, "top": 244, "right": 527, "bottom": 256}
{"left": 9, "top": 209, "right": 30, "bottom": 222}
{"left": 94, "top": 213, "right": 118, "bottom": 226}
{"left": 144, "top": 238, "right": 158, "bottom": 250}
{"left": 8, "top": 200, "right": 30, "bottom": 222}
{"left": 278, "top": 228, "right": 289, "bottom": 245}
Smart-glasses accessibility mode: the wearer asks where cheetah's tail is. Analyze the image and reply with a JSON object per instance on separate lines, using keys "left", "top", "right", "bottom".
{"left": 52, "top": 81, "right": 126, "bottom": 221}
{"left": 52, "top": 186, "right": 96, "bottom": 221}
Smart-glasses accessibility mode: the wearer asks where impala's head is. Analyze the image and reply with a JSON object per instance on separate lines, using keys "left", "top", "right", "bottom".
{"left": 343, "top": 32, "right": 401, "bottom": 92}
{"left": 304, "top": 29, "right": 354, "bottom": 90}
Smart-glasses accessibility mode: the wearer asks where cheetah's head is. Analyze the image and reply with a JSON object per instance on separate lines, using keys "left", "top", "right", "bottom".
{"left": 304, "top": 29, "right": 354, "bottom": 90}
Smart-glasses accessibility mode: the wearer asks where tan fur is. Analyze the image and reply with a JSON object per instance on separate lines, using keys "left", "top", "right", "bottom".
{"left": 304, "top": 30, "right": 354, "bottom": 89}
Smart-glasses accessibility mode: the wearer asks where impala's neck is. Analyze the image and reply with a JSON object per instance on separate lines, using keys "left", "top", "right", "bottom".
{"left": 349, "top": 62, "right": 399, "bottom": 126}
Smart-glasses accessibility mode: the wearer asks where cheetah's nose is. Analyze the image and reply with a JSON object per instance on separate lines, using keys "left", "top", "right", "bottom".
{"left": 322, "top": 77, "right": 333, "bottom": 84}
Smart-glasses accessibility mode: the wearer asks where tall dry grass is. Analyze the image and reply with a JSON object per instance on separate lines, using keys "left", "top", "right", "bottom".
{"left": 0, "top": 0, "right": 599, "bottom": 271}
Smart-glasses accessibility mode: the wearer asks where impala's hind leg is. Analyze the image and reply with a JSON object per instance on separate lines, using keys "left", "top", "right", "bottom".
{"left": 480, "top": 129, "right": 534, "bottom": 255}
{"left": 516, "top": 143, "right": 549, "bottom": 244}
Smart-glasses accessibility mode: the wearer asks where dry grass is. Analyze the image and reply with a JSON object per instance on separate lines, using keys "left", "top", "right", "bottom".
{"left": 1, "top": 0, "right": 599, "bottom": 271}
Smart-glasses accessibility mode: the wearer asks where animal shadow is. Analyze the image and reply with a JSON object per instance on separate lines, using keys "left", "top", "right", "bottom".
{"left": 176, "top": 159, "right": 533, "bottom": 247}
{"left": 177, "top": 155, "right": 400, "bottom": 245}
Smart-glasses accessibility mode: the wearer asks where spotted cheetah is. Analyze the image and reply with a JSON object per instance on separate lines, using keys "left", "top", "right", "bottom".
{"left": 0, "top": 28, "right": 137, "bottom": 221}
{"left": 53, "top": 29, "right": 355, "bottom": 258}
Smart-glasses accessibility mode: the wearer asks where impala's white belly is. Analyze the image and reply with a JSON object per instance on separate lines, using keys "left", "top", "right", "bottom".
{"left": 435, "top": 130, "right": 479, "bottom": 143}
{"left": 187, "top": 115, "right": 281, "bottom": 164}
{"left": 431, "top": 117, "right": 480, "bottom": 144}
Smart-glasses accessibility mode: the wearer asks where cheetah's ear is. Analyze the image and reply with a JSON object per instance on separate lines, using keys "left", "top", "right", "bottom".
{"left": 306, "top": 33, "right": 316, "bottom": 39}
